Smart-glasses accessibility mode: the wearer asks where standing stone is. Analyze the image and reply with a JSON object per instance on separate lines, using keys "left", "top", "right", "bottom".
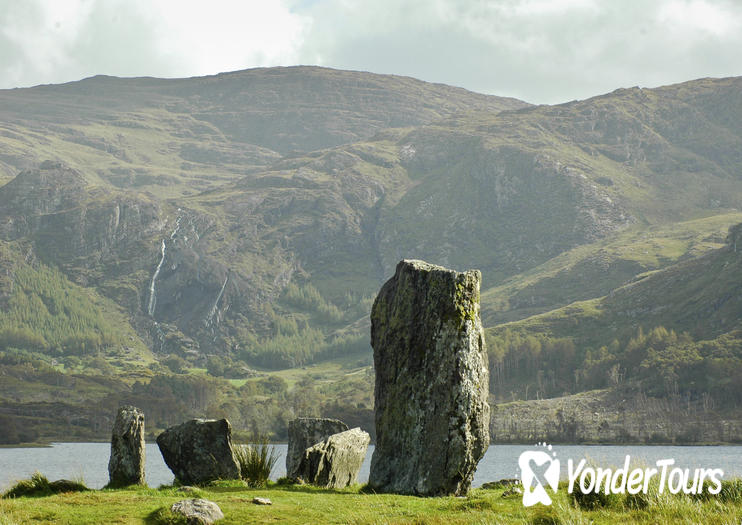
{"left": 368, "top": 259, "right": 490, "bottom": 496}
{"left": 107, "top": 406, "right": 145, "bottom": 487}
{"left": 296, "top": 428, "right": 370, "bottom": 488}
{"left": 156, "top": 419, "right": 240, "bottom": 485}
{"left": 286, "top": 417, "right": 348, "bottom": 479}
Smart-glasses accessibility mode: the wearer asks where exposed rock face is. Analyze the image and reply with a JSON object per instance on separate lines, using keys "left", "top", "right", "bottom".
{"left": 295, "top": 428, "right": 370, "bottom": 488}
{"left": 286, "top": 417, "right": 349, "bottom": 479}
{"left": 107, "top": 405, "right": 145, "bottom": 487}
{"left": 156, "top": 419, "right": 240, "bottom": 485}
{"left": 490, "top": 389, "right": 742, "bottom": 444}
{"left": 368, "top": 259, "right": 490, "bottom": 496}
{"left": 170, "top": 498, "right": 224, "bottom": 525}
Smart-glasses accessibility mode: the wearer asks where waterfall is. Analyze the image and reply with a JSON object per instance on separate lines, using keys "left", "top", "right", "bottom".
{"left": 147, "top": 215, "right": 183, "bottom": 318}
{"left": 205, "top": 273, "right": 229, "bottom": 326}
{"left": 170, "top": 215, "right": 182, "bottom": 240}
{"left": 147, "top": 239, "right": 166, "bottom": 317}
{"left": 153, "top": 322, "right": 166, "bottom": 352}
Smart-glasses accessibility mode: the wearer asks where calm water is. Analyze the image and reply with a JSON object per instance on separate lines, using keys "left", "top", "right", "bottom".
{"left": 1, "top": 443, "right": 740, "bottom": 490}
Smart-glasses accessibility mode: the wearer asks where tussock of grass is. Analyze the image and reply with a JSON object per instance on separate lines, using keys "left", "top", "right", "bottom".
{"left": 234, "top": 441, "right": 279, "bottom": 487}
{"left": 2, "top": 472, "right": 88, "bottom": 499}
{"left": 691, "top": 478, "right": 742, "bottom": 504}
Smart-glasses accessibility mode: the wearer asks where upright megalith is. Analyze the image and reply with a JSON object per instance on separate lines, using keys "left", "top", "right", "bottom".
{"left": 157, "top": 419, "right": 240, "bottom": 485}
{"left": 368, "top": 259, "right": 490, "bottom": 496}
{"left": 286, "top": 417, "right": 349, "bottom": 479}
{"left": 108, "top": 405, "right": 145, "bottom": 487}
{"left": 296, "top": 428, "right": 370, "bottom": 489}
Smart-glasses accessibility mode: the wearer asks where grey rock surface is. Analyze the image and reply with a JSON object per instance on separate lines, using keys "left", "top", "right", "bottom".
{"left": 296, "top": 427, "right": 370, "bottom": 488}
{"left": 368, "top": 259, "right": 490, "bottom": 496}
{"left": 107, "top": 405, "right": 145, "bottom": 487}
{"left": 156, "top": 419, "right": 240, "bottom": 485}
{"left": 286, "top": 417, "right": 349, "bottom": 479}
{"left": 170, "top": 498, "right": 224, "bottom": 524}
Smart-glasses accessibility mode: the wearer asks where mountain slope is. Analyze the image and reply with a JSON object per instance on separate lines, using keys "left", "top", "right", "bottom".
{"left": 502, "top": 223, "right": 742, "bottom": 344}
{"left": 1, "top": 69, "right": 742, "bottom": 443}
{"left": 0, "top": 66, "right": 528, "bottom": 186}
{"left": 2, "top": 72, "right": 742, "bottom": 366}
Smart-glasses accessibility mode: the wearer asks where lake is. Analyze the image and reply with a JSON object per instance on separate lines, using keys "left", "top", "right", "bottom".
{"left": 1, "top": 443, "right": 740, "bottom": 490}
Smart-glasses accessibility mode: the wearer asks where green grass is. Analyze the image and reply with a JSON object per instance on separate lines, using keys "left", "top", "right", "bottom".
{"left": 0, "top": 480, "right": 740, "bottom": 524}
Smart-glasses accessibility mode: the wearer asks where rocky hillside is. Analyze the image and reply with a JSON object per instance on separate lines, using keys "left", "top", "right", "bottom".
{"left": 491, "top": 389, "right": 742, "bottom": 444}
{"left": 1, "top": 67, "right": 741, "bottom": 443}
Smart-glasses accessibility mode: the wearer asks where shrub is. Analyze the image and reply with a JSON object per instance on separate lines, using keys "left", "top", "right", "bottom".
{"left": 234, "top": 442, "right": 279, "bottom": 487}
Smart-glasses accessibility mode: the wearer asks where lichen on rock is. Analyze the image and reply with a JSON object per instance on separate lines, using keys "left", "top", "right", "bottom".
{"left": 156, "top": 419, "right": 240, "bottom": 485}
{"left": 368, "top": 259, "right": 490, "bottom": 496}
{"left": 295, "top": 427, "right": 370, "bottom": 488}
{"left": 107, "top": 405, "right": 145, "bottom": 487}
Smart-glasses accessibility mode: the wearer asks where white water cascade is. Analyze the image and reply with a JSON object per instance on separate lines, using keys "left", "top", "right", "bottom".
{"left": 205, "top": 273, "right": 229, "bottom": 326}
{"left": 147, "top": 239, "right": 166, "bottom": 317}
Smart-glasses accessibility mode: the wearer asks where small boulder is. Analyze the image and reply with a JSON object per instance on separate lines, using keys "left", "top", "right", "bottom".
{"left": 157, "top": 419, "right": 240, "bottom": 485}
{"left": 286, "top": 417, "right": 349, "bottom": 479}
{"left": 295, "top": 427, "right": 370, "bottom": 488}
{"left": 501, "top": 486, "right": 523, "bottom": 498}
{"left": 252, "top": 497, "right": 272, "bottom": 505}
{"left": 481, "top": 478, "right": 521, "bottom": 490}
{"left": 107, "top": 406, "right": 146, "bottom": 487}
{"left": 170, "top": 499, "right": 224, "bottom": 525}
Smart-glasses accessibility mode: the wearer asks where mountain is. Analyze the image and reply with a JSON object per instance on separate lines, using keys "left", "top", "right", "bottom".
{"left": 0, "top": 67, "right": 741, "bottom": 443}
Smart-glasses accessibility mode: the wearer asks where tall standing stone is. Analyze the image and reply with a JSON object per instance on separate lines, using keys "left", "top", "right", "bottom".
{"left": 157, "top": 419, "right": 240, "bottom": 485}
{"left": 286, "top": 417, "right": 349, "bottom": 479}
{"left": 368, "top": 259, "right": 490, "bottom": 496}
{"left": 108, "top": 406, "right": 146, "bottom": 487}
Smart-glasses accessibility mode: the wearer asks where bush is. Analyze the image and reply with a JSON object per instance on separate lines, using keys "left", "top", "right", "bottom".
{"left": 234, "top": 442, "right": 279, "bottom": 487}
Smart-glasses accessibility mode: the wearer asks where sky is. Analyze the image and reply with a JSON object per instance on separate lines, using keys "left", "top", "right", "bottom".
{"left": 0, "top": 0, "right": 741, "bottom": 104}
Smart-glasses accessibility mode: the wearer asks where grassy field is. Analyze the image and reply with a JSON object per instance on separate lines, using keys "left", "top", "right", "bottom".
{"left": 1, "top": 480, "right": 741, "bottom": 524}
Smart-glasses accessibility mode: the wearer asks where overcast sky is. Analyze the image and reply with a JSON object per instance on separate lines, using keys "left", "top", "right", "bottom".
{"left": 1, "top": 0, "right": 740, "bottom": 104}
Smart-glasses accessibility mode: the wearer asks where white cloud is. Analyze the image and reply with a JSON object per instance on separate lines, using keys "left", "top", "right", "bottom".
{"left": 0, "top": 0, "right": 308, "bottom": 87}
{"left": 658, "top": 0, "right": 739, "bottom": 36}
{"left": 138, "top": 0, "right": 309, "bottom": 76}
{"left": 290, "top": 0, "right": 742, "bottom": 103}
{"left": 0, "top": 0, "right": 741, "bottom": 103}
